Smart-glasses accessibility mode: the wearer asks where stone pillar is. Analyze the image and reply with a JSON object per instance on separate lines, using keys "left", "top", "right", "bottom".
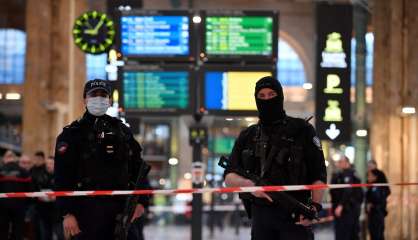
{"left": 371, "top": 0, "right": 418, "bottom": 239}
{"left": 23, "top": 0, "right": 87, "bottom": 156}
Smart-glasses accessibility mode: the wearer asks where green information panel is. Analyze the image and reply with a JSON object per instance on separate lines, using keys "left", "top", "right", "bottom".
{"left": 213, "top": 137, "right": 235, "bottom": 154}
{"left": 205, "top": 16, "right": 273, "bottom": 55}
{"left": 123, "top": 71, "right": 189, "bottom": 110}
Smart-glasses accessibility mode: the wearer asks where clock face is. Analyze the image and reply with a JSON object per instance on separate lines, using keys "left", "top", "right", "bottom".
{"left": 72, "top": 11, "right": 115, "bottom": 54}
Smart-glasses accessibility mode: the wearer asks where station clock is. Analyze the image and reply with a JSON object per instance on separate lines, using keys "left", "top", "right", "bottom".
{"left": 72, "top": 11, "right": 115, "bottom": 54}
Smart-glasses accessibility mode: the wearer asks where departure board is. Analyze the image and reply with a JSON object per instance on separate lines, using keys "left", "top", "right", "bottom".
{"left": 123, "top": 71, "right": 189, "bottom": 110}
{"left": 121, "top": 16, "right": 190, "bottom": 56}
{"left": 205, "top": 16, "right": 273, "bottom": 56}
{"left": 204, "top": 71, "right": 272, "bottom": 111}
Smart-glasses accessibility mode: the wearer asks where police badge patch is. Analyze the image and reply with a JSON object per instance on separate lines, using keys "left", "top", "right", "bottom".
{"left": 57, "top": 142, "right": 69, "bottom": 155}
{"left": 313, "top": 136, "right": 322, "bottom": 150}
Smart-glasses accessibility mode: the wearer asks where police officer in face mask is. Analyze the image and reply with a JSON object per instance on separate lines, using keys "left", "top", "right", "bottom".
{"left": 54, "top": 79, "right": 149, "bottom": 240}
{"left": 224, "top": 76, "right": 327, "bottom": 240}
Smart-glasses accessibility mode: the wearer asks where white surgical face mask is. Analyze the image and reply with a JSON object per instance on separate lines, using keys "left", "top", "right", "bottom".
{"left": 86, "top": 97, "right": 110, "bottom": 116}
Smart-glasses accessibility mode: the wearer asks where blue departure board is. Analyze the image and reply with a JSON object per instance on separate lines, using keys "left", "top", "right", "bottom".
{"left": 121, "top": 16, "right": 190, "bottom": 56}
{"left": 123, "top": 71, "right": 189, "bottom": 110}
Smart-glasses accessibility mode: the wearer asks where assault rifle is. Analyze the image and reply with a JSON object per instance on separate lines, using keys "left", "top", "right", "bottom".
{"left": 114, "top": 161, "right": 151, "bottom": 240}
{"left": 219, "top": 156, "right": 318, "bottom": 220}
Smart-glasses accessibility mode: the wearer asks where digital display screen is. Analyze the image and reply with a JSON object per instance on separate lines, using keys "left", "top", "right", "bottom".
{"left": 205, "top": 16, "right": 273, "bottom": 56}
{"left": 121, "top": 16, "right": 190, "bottom": 56}
{"left": 315, "top": 3, "right": 352, "bottom": 142}
{"left": 204, "top": 71, "right": 272, "bottom": 111}
{"left": 123, "top": 71, "right": 189, "bottom": 110}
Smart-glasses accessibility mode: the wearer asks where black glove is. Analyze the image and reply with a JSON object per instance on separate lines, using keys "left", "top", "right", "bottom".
{"left": 311, "top": 201, "right": 323, "bottom": 212}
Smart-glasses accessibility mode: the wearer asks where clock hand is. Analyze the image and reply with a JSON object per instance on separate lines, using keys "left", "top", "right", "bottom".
{"left": 86, "top": 20, "right": 94, "bottom": 29}
{"left": 91, "top": 19, "right": 104, "bottom": 35}
{"left": 84, "top": 29, "right": 96, "bottom": 35}
{"left": 83, "top": 20, "right": 97, "bottom": 35}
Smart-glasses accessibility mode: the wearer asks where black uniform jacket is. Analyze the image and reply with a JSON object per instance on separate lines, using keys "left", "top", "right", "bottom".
{"left": 54, "top": 112, "right": 149, "bottom": 216}
{"left": 330, "top": 169, "right": 364, "bottom": 212}
{"left": 226, "top": 116, "right": 327, "bottom": 204}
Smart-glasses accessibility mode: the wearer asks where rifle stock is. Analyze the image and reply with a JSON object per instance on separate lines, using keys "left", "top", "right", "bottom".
{"left": 114, "top": 161, "right": 151, "bottom": 240}
{"left": 219, "top": 156, "right": 318, "bottom": 220}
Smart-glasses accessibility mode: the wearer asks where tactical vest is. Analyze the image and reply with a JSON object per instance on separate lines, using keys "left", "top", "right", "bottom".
{"left": 69, "top": 116, "right": 133, "bottom": 190}
{"left": 242, "top": 117, "right": 309, "bottom": 186}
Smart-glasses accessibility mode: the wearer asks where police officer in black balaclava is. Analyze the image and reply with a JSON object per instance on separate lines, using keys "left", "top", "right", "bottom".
{"left": 224, "top": 76, "right": 327, "bottom": 240}
{"left": 254, "top": 76, "right": 286, "bottom": 124}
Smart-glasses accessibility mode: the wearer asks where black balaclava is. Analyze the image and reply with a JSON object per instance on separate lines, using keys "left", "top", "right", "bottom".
{"left": 254, "top": 76, "right": 285, "bottom": 124}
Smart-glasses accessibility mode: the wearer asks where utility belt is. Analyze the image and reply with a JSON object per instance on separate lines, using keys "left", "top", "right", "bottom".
{"left": 250, "top": 198, "right": 303, "bottom": 223}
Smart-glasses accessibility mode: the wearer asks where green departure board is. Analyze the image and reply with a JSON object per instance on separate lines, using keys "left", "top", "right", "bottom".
{"left": 205, "top": 16, "right": 273, "bottom": 55}
{"left": 123, "top": 71, "right": 189, "bottom": 110}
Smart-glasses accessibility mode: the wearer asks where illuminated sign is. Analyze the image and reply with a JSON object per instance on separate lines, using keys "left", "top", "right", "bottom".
{"left": 315, "top": 3, "right": 352, "bottom": 142}
{"left": 201, "top": 11, "right": 279, "bottom": 62}
{"left": 324, "top": 74, "right": 343, "bottom": 94}
{"left": 204, "top": 71, "right": 272, "bottom": 111}
{"left": 320, "top": 32, "right": 348, "bottom": 68}
{"left": 120, "top": 15, "right": 190, "bottom": 56}
{"left": 205, "top": 16, "right": 273, "bottom": 56}
{"left": 123, "top": 71, "right": 190, "bottom": 112}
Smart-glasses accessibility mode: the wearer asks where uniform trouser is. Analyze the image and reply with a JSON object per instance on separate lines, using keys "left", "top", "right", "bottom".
{"left": 128, "top": 215, "right": 145, "bottom": 240}
{"left": 368, "top": 209, "right": 385, "bottom": 240}
{"left": 334, "top": 209, "right": 360, "bottom": 240}
{"left": 251, "top": 204, "right": 314, "bottom": 240}
{"left": 37, "top": 202, "right": 56, "bottom": 240}
{"left": 0, "top": 205, "right": 26, "bottom": 240}
{"left": 72, "top": 198, "right": 123, "bottom": 240}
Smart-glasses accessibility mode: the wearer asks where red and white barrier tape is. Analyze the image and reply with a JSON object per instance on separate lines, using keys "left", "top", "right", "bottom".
{"left": 0, "top": 182, "right": 417, "bottom": 199}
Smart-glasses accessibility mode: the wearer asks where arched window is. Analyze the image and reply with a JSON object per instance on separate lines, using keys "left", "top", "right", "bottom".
{"left": 351, "top": 32, "right": 374, "bottom": 86}
{"left": 0, "top": 29, "right": 26, "bottom": 84}
{"left": 277, "top": 39, "right": 307, "bottom": 86}
{"left": 86, "top": 53, "right": 107, "bottom": 81}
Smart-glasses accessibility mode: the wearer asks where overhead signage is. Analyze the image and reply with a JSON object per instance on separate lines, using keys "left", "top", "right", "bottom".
{"left": 204, "top": 71, "right": 272, "bottom": 111}
{"left": 123, "top": 71, "right": 190, "bottom": 111}
{"left": 315, "top": 3, "right": 352, "bottom": 142}
{"left": 320, "top": 32, "right": 348, "bottom": 68}
{"left": 120, "top": 15, "right": 190, "bottom": 56}
{"left": 118, "top": 10, "right": 193, "bottom": 58}
{"left": 201, "top": 11, "right": 279, "bottom": 63}
{"left": 205, "top": 16, "right": 273, "bottom": 56}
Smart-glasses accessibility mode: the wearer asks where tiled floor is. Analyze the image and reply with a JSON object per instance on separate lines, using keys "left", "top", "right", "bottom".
{"left": 144, "top": 224, "right": 334, "bottom": 240}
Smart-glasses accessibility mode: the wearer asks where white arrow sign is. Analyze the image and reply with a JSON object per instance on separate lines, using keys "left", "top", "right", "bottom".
{"left": 325, "top": 124, "right": 340, "bottom": 140}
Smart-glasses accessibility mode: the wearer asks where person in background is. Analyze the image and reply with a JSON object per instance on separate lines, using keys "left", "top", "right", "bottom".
{"left": 2, "top": 150, "right": 17, "bottom": 165}
{"left": 0, "top": 150, "right": 33, "bottom": 239}
{"left": 31, "top": 151, "right": 49, "bottom": 193}
{"left": 367, "top": 160, "right": 390, "bottom": 193}
{"left": 330, "top": 156, "right": 364, "bottom": 240}
{"left": 366, "top": 169, "right": 390, "bottom": 240}
{"left": 37, "top": 156, "right": 62, "bottom": 240}
{"left": 30, "top": 151, "right": 53, "bottom": 240}
{"left": 18, "top": 154, "right": 34, "bottom": 172}
{"left": 367, "top": 160, "right": 390, "bottom": 197}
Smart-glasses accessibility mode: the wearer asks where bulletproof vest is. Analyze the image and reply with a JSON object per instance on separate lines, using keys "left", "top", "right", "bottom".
{"left": 249, "top": 117, "right": 308, "bottom": 186}
{"left": 70, "top": 116, "right": 132, "bottom": 190}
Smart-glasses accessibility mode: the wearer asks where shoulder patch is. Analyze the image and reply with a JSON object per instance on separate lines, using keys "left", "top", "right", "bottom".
{"left": 313, "top": 136, "right": 322, "bottom": 150}
{"left": 57, "top": 142, "right": 69, "bottom": 155}
{"left": 344, "top": 176, "right": 350, "bottom": 183}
